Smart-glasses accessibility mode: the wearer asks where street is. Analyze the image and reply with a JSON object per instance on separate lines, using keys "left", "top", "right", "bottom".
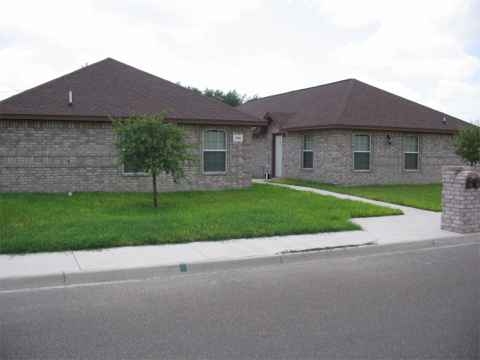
{"left": 1, "top": 241, "right": 479, "bottom": 359}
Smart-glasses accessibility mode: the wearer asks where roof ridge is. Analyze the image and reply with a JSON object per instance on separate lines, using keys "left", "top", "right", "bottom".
{"left": 1, "top": 57, "right": 262, "bottom": 123}
{"left": 351, "top": 79, "right": 466, "bottom": 123}
{"left": 98, "top": 59, "right": 263, "bottom": 122}
{"left": 333, "top": 79, "right": 356, "bottom": 125}
{"left": 242, "top": 78, "right": 355, "bottom": 105}
{"left": 0, "top": 58, "right": 110, "bottom": 104}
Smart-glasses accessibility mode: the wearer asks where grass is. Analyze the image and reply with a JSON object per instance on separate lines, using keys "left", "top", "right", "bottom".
{"left": 274, "top": 179, "right": 442, "bottom": 212}
{"left": 0, "top": 184, "right": 401, "bottom": 254}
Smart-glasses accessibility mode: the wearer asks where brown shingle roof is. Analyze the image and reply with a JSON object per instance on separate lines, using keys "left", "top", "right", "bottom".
{"left": 0, "top": 58, "right": 264, "bottom": 126}
{"left": 238, "top": 79, "right": 469, "bottom": 133}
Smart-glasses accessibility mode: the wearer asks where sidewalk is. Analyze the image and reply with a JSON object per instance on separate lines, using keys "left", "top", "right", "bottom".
{"left": 262, "top": 181, "right": 458, "bottom": 244}
{"left": 0, "top": 181, "right": 470, "bottom": 287}
{"left": 1, "top": 231, "right": 375, "bottom": 280}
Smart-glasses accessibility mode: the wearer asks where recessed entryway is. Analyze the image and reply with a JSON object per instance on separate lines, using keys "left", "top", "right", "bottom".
{"left": 273, "top": 134, "right": 283, "bottom": 177}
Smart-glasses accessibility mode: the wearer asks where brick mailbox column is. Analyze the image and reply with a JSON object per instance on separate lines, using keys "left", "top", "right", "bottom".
{"left": 441, "top": 166, "right": 480, "bottom": 233}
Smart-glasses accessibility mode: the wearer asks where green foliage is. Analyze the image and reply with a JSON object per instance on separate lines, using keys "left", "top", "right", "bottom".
{"left": 203, "top": 88, "right": 246, "bottom": 106}
{"left": 113, "top": 114, "right": 192, "bottom": 207}
{"left": 178, "top": 82, "right": 258, "bottom": 106}
{"left": 454, "top": 125, "right": 480, "bottom": 166}
{"left": 183, "top": 85, "right": 202, "bottom": 95}
{"left": 0, "top": 185, "right": 401, "bottom": 254}
{"left": 275, "top": 179, "right": 442, "bottom": 212}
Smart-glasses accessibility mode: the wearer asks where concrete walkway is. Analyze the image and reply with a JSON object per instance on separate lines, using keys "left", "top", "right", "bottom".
{"left": 261, "top": 180, "right": 459, "bottom": 245}
{"left": 0, "top": 181, "right": 464, "bottom": 282}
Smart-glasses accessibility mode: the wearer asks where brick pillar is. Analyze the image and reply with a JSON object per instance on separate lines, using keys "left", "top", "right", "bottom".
{"left": 441, "top": 166, "right": 480, "bottom": 233}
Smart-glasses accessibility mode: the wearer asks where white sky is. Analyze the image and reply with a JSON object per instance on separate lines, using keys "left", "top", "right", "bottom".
{"left": 1, "top": 0, "right": 479, "bottom": 122}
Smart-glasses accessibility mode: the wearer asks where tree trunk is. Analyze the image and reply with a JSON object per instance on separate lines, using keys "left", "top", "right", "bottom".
{"left": 152, "top": 172, "right": 158, "bottom": 208}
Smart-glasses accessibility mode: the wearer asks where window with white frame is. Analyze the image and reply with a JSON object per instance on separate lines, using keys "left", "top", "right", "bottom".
{"left": 302, "top": 134, "right": 314, "bottom": 169}
{"left": 203, "top": 130, "right": 227, "bottom": 173}
{"left": 123, "top": 157, "right": 146, "bottom": 175}
{"left": 404, "top": 135, "right": 419, "bottom": 170}
{"left": 353, "top": 134, "right": 371, "bottom": 170}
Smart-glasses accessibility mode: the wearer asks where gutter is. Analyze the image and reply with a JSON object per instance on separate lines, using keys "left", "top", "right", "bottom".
{"left": 0, "top": 113, "right": 267, "bottom": 127}
{"left": 282, "top": 124, "right": 460, "bottom": 135}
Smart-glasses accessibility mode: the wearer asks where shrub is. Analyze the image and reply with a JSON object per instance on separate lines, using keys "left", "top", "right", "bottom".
{"left": 454, "top": 125, "right": 480, "bottom": 166}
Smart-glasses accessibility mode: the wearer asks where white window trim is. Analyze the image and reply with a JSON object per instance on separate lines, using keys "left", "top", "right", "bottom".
{"left": 202, "top": 129, "right": 228, "bottom": 175}
{"left": 122, "top": 163, "right": 149, "bottom": 177}
{"left": 403, "top": 135, "right": 420, "bottom": 172}
{"left": 352, "top": 133, "right": 372, "bottom": 172}
{"left": 302, "top": 135, "right": 314, "bottom": 169}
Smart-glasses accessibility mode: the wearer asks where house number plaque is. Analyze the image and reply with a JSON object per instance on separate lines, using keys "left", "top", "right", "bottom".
{"left": 233, "top": 133, "right": 243, "bottom": 143}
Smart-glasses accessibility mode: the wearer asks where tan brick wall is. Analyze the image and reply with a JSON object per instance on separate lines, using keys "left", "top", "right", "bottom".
{"left": 250, "top": 120, "right": 284, "bottom": 178}
{"left": 259, "top": 129, "right": 463, "bottom": 185}
{"left": 441, "top": 166, "right": 480, "bottom": 233}
{"left": 0, "top": 120, "right": 253, "bottom": 192}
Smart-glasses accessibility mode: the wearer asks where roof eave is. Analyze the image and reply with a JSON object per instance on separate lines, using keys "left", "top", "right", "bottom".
{"left": 174, "top": 118, "right": 267, "bottom": 126}
{"left": 0, "top": 113, "right": 267, "bottom": 126}
{"left": 0, "top": 113, "right": 112, "bottom": 122}
{"left": 283, "top": 124, "right": 460, "bottom": 134}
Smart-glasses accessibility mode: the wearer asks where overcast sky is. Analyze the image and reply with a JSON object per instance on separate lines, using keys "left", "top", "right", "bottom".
{"left": 1, "top": 0, "right": 479, "bottom": 122}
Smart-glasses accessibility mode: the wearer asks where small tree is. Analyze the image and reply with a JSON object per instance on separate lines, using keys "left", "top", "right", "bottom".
{"left": 113, "top": 114, "right": 191, "bottom": 207}
{"left": 454, "top": 125, "right": 480, "bottom": 166}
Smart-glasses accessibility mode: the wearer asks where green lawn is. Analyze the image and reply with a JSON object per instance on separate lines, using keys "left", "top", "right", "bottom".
{"left": 274, "top": 179, "right": 442, "bottom": 212}
{"left": 0, "top": 184, "right": 401, "bottom": 254}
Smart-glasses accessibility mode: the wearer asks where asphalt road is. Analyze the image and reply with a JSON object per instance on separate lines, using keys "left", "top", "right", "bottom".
{"left": 1, "top": 241, "right": 479, "bottom": 359}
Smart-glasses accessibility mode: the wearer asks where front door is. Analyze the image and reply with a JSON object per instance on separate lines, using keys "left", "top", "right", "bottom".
{"left": 274, "top": 134, "right": 283, "bottom": 178}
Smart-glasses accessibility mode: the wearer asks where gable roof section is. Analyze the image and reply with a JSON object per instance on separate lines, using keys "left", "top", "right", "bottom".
{"left": 0, "top": 58, "right": 264, "bottom": 126}
{"left": 238, "top": 79, "right": 469, "bottom": 133}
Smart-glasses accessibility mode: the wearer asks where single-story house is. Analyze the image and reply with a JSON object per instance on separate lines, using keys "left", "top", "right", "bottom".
{"left": 0, "top": 59, "right": 471, "bottom": 192}
{"left": 237, "top": 79, "right": 469, "bottom": 185}
{"left": 0, "top": 58, "right": 266, "bottom": 192}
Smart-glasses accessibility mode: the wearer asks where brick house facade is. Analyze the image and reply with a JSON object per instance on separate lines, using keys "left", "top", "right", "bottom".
{"left": 0, "top": 58, "right": 264, "bottom": 193}
{"left": 0, "top": 120, "right": 253, "bottom": 192}
{"left": 0, "top": 60, "right": 471, "bottom": 192}
{"left": 250, "top": 129, "right": 462, "bottom": 185}
{"left": 240, "top": 79, "right": 469, "bottom": 184}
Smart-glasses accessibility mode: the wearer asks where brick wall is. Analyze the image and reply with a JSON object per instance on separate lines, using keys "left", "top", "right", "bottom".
{"left": 250, "top": 120, "right": 284, "bottom": 178}
{"left": 251, "top": 131, "right": 270, "bottom": 179}
{"left": 0, "top": 120, "right": 253, "bottom": 192}
{"left": 441, "top": 166, "right": 480, "bottom": 233}
{"left": 280, "top": 129, "right": 463, "bottom": 185}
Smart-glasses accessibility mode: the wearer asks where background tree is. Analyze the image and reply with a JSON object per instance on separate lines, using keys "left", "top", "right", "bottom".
{"left": 113, "top": 114, "right": 191, "bottom": 208}
{"left": 454, "top": 124, "right": 480, "bottom": 166}
{"left": 203, "top": 89, "right": 246, "bottom": 106}
{"left": 177, "top": 83, "right": 258, "bottom": 106}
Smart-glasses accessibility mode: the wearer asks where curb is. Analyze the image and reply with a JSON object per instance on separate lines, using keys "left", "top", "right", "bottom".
{"left": 1, "top": 234, "right": 478, "bottom": 292}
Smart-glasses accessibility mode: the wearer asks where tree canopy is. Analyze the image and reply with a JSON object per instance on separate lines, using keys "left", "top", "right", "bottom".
{"left": 179, "top": 83, "right": 258, "bottom": 106}
{"left": 454, "top": 124, "right": 480, "bottom": 166}
{"left": 113, "top": 114, "right": 192, "bottom": 207}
